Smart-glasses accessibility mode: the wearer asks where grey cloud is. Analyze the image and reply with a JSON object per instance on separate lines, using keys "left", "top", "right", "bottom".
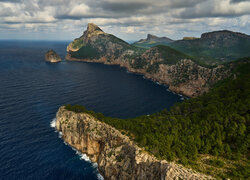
{"left": 0, "top": 0, "right": 249, "bottom": 41}
{"left": 55, "top": 14, "right": 116, "bottom": 20}
{"left": 230, "top": 0, "right": 250, "bottom": 3}
{"left": 0, "top": 0, "right": 22, "bottom": 2}
{"left": 94, "top": 1, "right": 150, "bottom": 13}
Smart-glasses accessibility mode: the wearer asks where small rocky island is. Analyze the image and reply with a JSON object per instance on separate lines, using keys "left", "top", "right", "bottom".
{"left": 45, "top": 49, "right": 61, "bottom": 63}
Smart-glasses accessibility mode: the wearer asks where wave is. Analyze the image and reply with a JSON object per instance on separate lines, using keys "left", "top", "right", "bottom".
{"left": 50, "top": 118, "right": 56, "bottom": 128}
{"left": 50, "top": 118, "right": 104, "bottom": 180}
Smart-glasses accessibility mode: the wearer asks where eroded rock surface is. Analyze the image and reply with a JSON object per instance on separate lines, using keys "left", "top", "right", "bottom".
{"left": 56, "top": 106, "right": 214, "bottom": 180}
{"left": 45, "top": 49, "right": 61, "bottom": 63}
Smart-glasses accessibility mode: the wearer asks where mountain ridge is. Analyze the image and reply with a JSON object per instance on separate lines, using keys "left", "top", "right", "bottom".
{"left": 66, "top": 23, "right": 247, "bottom": 97}
{"left": 133, "top": 34, "right": 174, "bottom": 48}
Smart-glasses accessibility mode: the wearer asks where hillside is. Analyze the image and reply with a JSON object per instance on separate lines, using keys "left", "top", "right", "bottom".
{"left": 67, "top": 23, "right": 144, "bottom": 62}
{"left": 63, "top": 58, "right": 250, "bottom": 179}
{"left": 132, "top": 34, "right": 174, "bottom": 48}
{"left": 169, "top": 30, "right": 250, "bottom": 64}
{"left": 66, "top": 24, "right": 243, "bottom": 97}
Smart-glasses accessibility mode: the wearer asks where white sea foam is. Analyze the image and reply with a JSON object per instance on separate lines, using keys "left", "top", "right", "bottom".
{"left": 50, "top": 118, "right": 56, "bottom": 128}
{"left": 50, "top": 117, "right": 104, "bottom": 179}
{"left": 97, "top": 173, "right": 104, "bottom": 180}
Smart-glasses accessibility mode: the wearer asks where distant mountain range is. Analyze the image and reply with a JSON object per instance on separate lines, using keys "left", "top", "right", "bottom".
{"left": 132, "top": 30, "right": 250, "bottom": 64}
{"left": 66, "top": 23, "right": 250, "bottom": 97}
{"left": 169, "top": 30, "right": 250, "bottom": 64}
{"left": 132, "top": 34, "right": 174, "bottom": 48}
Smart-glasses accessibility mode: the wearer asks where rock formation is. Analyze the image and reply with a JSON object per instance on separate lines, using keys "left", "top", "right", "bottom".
{"left": 45, "top": 49, "right": 61, "bottom": 63}
{"left": 56, "top": 106, "right": 213, "bottom": 180}
{"left": 66, "top": 23, "right": 245, "bottom": 97}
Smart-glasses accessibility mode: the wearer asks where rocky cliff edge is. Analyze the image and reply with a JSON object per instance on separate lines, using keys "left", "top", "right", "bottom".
{"left": 56, "top": 106, "right": 213, "bottom": 180}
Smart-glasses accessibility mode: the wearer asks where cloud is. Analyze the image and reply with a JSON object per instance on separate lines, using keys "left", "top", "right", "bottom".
{"left": 0, "top": 0, "right": 21, "bottom": 2}
{"left": 0, "top": 0, "right": 249, "bottom": 40}
{"left": 176, "top": 0, "right": 250, "bottom": 19}
{"left": 230, "top": 0, "right": 250, "bottom": 3}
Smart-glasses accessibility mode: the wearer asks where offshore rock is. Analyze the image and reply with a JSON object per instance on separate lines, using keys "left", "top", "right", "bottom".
{"left": 45, "top": 49, "right": 61, "bottom": 63}
{"left": 56, "top": 106, "right": 214, "bottom": 180}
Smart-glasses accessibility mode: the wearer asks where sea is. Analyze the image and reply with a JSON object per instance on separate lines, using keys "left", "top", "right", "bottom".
{"left": 0, "top": 40, "right": 182, "bottom": 180}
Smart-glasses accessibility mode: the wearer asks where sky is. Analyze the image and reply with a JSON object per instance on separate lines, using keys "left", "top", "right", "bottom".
{"left": 0, "top": 0, "right": 250, "bottom": 41}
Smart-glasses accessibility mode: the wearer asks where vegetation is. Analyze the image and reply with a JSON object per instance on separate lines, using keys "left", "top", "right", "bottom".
{"left": 65, "top": 59, "right": 250, "bottom": 179}
{"left": 169, "top": 36, "right": 250, "bottom": 64}
{"left": 71, "top": 38, "right": 85, "bottom": 49}
{"left": 132, "top": 41, "right": 171, "bottom": 48}
{"left": 70, "top": 44, "right": 101, "bottom": 59}
{"left": 156, "top": 45, "right": 190, "bottom": 65}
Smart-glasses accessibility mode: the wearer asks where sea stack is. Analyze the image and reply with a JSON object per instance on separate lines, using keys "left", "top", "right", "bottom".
{"left": 45, "top": 49, "right": 61, "bottom": 63}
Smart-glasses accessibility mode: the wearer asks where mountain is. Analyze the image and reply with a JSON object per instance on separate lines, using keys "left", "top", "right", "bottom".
{"left": 66, "top": 24, "right": 246, "bottom": 97}
{"left": 169, "top": 30, "right": 250, "bottom": 64}
{"left": 132, "top": 34, "right": 174, "bottom": 48}
{"left": 66, "top": 23, "right": 144, "bottom": 61}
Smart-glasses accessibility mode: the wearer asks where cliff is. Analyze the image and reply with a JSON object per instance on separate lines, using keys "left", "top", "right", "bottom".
{"left": 45, "top": 49, "right": 61, "bottom": 63}
{"left": 66, "top": 24, "right": 243, "bottom": 97}
{"left": 56, "top": 106, "right": 213, "bottom": 180}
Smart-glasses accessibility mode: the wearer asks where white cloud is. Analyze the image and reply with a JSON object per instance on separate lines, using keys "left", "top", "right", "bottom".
{"left": 0, "top": 0, "right": 249, "bottom": 40}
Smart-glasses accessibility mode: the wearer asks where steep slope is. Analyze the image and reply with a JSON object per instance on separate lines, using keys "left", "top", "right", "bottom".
{"left": 60, "top": 58, "right": 250, "bottom": 179}
{"left": 133, "top": 34, "right": 174, "bottom": 48}
{"left": 66, "top": 24, "right": 244, "bottom": 97}
{"left": 56, "top": 106, "right": 213, "bottom": 180}
{"left": 66, "top": 23, "right": 144, "bottom": 63}
{"left": 170, "top": 30, "right": 250, "bottom": 64}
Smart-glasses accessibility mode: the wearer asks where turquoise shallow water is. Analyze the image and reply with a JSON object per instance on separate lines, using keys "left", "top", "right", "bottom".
{"left": 0, "top": 40, "right": 182, "bottom": 180}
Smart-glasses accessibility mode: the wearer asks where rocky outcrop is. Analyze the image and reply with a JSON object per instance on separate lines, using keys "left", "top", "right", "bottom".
{"left": 45, "top": 49, "right": 61, "bottom": 63}
{"left": 56, "top": 106, "right": 213, "bottom": 180}
{"left": 66, "top": 24, "right": 242, "bottom": 97}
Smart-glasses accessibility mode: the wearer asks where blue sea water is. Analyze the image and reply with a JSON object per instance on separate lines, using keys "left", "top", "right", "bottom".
{"left": 0, "top": 40, "right": 182, "bottom": 180}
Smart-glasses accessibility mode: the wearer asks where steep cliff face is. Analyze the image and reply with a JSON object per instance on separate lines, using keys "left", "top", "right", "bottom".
{"left": 66, "top": 24, "right": 240, "bottom": 97}
{"left": 129, "top": 58, "right": 233, "bottom": 97}
{"left": 56, "top": 106, "right": 213, "bottom": 180}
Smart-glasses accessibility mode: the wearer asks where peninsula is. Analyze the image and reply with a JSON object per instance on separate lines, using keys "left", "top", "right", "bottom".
{"left": 66, "top": 23, "right": 250, "bottom": 97}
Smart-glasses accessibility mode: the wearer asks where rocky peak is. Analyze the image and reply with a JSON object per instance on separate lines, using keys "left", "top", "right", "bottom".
{"left": 86, "top": 23, "right": 103, "bottom": 34}
{"left": 81, "top": 23, "right": 106, "bottom": 43}
{"left": 147, "top": 34, "right": 157, "bottom": 40}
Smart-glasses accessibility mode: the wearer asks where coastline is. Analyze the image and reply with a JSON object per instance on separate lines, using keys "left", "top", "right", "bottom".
{"left": 65, "top": 55, "right": 194, "bottom": 98}
{"left": 55, "top": 106, "right": 213, "bottom": 180}
{"left": 50, "top": 117, "right": 105, "bottom": 180}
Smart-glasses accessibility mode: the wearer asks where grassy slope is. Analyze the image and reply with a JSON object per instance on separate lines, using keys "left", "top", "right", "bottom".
{"left": 132, "top": 41, "right": 171, "bottom": 48}
{"left": 169, "top": 38, "right": 250, "bottom": 64}
{"left": 65, "top": 58, "right": 250, "bottom": 179}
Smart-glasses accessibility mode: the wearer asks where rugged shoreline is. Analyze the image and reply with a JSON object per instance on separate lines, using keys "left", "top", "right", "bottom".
{"left": 56, "top": 106, "right": 213, "bottom": 180}
{"left": 66, "top": 55, "right": 231, "bottom": 98}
